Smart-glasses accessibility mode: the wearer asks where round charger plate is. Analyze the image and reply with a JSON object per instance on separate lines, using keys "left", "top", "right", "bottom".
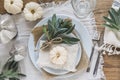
{"left": 28, "top": 14, "right": 93, "bottom": 75}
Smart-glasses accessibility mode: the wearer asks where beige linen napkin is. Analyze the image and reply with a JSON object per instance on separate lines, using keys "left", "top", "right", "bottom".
{"left": 37, "top": 42, "right": 80, "bottom": 72}
{"left": 100, "top": 0, "right": 120, "bottom": 55}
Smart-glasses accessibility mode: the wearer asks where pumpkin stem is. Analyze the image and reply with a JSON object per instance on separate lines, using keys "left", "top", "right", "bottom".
{"left": 10, "top": 1, "right": 14, "bottom": 4}
{"left": 31, "top": 10, "right": 35, "bottom": 14}
{"left": 56, "top": 52, "right": 60, "bottom": 58}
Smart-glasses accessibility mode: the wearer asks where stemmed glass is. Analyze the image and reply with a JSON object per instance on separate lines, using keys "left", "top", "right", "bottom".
{"left": 71, "top": 0, "right": 96, "bottom": 18}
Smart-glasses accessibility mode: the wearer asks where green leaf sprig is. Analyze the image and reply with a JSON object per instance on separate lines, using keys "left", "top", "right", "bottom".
{"left": 41, "top": 14, "right": 79, "bottom": 50}
{"left": 0, "top": 56, "right": 26, "bottom": 80}
{"left": 103, "top": 8, "right": 120, "bottom": 31}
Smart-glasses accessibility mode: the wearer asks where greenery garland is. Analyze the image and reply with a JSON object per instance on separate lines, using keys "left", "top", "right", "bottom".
{"left": 0, "top": 54, "right": 26, "bottom": 80}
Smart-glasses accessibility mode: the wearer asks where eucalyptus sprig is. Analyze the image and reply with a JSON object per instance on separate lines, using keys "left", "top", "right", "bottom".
{"left": 0, "top": 56, "right": 26, "bottom": 80}
{"left": 103, "top": 8, "right": 120, "bottom": 31}
{"left": 41, "top": 14, "right": 79, "bottom": 50}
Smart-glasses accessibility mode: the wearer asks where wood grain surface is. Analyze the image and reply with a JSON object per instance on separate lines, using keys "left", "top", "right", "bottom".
{"left": 0, "top": 0, "right": 120, "bottom": 80}
{"left": 94, "top": 0, "right": 120, "bottom": 80}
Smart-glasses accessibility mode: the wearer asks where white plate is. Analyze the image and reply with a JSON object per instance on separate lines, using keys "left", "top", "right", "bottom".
{"left": 28, "top": 14, "right": 93, "bottom": 75}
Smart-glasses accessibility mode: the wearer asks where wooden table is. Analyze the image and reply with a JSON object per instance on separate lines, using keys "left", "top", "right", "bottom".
{"left": 0, "top": 0, "right": 120, "bottom": 80}
{"left": 95, "top": 0, "right": 120, "bottom": 80}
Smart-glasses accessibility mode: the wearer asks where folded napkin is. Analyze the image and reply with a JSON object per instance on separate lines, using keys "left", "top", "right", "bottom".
{"left": 37, "top": 41, "right": 80, "bottom": 72}
{"left": 99, "top": 0, "right": 120, "bottom": 55}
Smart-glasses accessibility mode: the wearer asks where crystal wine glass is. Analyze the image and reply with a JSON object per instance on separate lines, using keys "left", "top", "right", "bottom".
{"left": 71, "top": 0, "right": 96, "bottom": 18}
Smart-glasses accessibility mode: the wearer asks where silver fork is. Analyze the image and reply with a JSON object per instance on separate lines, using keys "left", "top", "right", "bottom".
{"left": 86, "top": 30, "right": 101, "bottom": 72}
{"left": 86, "top": 41, "right": 97, "bottom": 72}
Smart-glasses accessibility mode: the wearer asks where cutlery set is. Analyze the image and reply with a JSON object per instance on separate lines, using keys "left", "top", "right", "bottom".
{"left": 86, "top": 31, "right": 102, "bottom": 76}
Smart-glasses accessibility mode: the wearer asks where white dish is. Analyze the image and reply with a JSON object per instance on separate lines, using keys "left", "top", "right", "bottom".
{"left": 28, "top": 14, "right": 93, "bottom": 75}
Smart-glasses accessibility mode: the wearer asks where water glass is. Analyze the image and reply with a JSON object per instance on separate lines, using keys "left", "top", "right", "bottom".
{"left": 71, "top": 0, "right": 96, "bottom": 18}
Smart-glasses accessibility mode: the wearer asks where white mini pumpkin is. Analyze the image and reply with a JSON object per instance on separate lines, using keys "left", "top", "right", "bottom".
{"left": 23, "top": 2, "right": 43, "bottom": 21}
{"left": 0, "top": 14, "right": 17, "bottom": 44}
{"left": 4, "top": 0, "right": 23, "bottom": 14}
{"left": 49, "top": 46, "right": 68, "bottom": 65}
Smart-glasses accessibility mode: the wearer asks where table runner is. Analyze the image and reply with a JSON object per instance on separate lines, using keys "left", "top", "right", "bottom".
{"left": 0, "top": 0, "right": 105, "bottom": 80}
